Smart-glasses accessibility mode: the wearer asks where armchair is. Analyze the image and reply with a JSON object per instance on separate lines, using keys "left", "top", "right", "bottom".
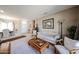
{"left": 55, "top": 37, "right": 79, "bottom": 54}
{"left": 3, "top": 29, "right": 10, "bottom": 38}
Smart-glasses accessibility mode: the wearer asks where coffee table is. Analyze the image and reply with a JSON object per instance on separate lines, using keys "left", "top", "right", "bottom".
{"left": 28, "top": 38, "right": 49, "bottom": 53}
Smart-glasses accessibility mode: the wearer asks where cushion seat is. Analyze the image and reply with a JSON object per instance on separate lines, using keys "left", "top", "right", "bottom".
{"left": 55, "top": 45, "right": 69, "bottom": 54}
{"left": 55, "top": 37, "right": 79, "bottom": 54}
{"left": 37, "top": 32, "right": 60, "bottom": 44}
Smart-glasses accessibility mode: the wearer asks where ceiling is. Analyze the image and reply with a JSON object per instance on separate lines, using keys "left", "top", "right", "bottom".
{"left": 0, "top": 5, "right": 76, "bottom": 20}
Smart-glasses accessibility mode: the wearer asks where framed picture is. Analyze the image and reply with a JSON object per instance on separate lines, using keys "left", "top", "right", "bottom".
{"left": 42, "top": 18, "right": 54, "bottom": 29}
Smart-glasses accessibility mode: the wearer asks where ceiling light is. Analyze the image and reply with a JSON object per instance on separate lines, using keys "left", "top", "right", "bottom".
{"left": 0, "top": 10, "right": 4, "bottom": 13}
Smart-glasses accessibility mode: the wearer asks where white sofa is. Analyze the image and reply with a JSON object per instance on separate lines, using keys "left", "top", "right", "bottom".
{"left": 37, "top": 32, "right": 60, "bottom": 44}
{"left": 55, "top": 37, "right": 79, "bottom": 54}
{"left": 0, "top": 34, "right": 26, "bottom": 54}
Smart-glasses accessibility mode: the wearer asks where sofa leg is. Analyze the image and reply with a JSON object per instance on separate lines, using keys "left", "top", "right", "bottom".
{"left": 54, "top": 46, "right": 60, "bottom": 54}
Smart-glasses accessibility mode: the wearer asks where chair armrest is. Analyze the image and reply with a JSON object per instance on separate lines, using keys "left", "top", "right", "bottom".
{"left": 55, "top": 45, "right": 69, "bottom": 54}
{"left": 56, "top": 39, "right": 64, "bottom": 45}
{"left": 69, "top": 49, "right": 79, "bottom": 54}
{"left": 57, "top": 39, "right": 63, "bottom": 42}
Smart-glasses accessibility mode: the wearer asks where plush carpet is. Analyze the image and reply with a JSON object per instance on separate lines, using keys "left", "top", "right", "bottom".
{"left": 11, "top": 35, "right": 55, "bottom": 54}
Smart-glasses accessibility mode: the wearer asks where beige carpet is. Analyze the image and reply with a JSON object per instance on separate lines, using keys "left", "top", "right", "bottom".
{"left": 11, "top": 35, "right": 55, "bottom": 54}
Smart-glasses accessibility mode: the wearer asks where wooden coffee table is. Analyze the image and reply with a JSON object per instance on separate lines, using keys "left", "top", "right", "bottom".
{"left": 28, "top": 38, "right": 49, "bottom": 53}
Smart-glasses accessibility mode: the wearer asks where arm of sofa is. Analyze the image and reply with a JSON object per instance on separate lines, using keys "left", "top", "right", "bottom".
{"left": 56, "top": 39, "right": 64, "bottom": 45}
{"left": 55, "top": 45, "right": 69, "bottom": 54}
{"left": 55, "top": 45, "right": 79, "bottom": 54}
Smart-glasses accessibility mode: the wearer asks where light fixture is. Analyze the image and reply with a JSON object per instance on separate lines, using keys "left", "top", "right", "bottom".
{"left": 58, "top": 19, "right": 65, "bottom": 39}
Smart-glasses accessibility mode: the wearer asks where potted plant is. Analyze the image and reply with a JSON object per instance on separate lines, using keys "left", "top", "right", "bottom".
{"left": 67, "top": 26, "right": 77, "bottom": 39}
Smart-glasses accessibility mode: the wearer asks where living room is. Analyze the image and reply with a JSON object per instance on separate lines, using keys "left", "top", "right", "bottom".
{"left": 0, "top": 5, "right": 79, "bottom": 54}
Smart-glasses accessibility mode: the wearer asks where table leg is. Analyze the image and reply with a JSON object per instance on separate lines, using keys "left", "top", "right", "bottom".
{"left": 39, "top": 51, "right": 41, "bottom": 54}
{"left": 47, "top": 45, "right": 49, "bottom": 48}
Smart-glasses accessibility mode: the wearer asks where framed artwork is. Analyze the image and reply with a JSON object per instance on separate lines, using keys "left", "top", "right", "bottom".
{"left": 42, "top": 18, "right": 54, "bottom": 29}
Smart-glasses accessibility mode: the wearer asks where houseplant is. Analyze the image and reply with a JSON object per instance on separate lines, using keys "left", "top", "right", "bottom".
{"left": 67, "top": 26, "right": 77, "bottom": 39}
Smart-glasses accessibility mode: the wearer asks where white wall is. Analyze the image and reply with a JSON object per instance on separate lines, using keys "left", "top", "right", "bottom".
{"left": 36, "top": 6, "right": 79, "bottom": 35}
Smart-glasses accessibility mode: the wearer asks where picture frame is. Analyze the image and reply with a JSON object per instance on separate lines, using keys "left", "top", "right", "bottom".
{"left": 42, "top": 18, "right": 54, "bottom": 29}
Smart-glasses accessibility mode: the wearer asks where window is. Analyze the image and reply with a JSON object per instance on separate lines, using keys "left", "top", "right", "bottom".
{"left": 20, "top": 20, "right": 28, "bottom": 33}
{"left": 0, "top": 21, "right": 14, "bottom": 32}
{"left": 7, "top": 22, "right": 14, "bottom": 31}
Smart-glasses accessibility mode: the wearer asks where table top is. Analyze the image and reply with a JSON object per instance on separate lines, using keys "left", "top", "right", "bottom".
{"left": 28, "top": 38, "right": 49, "bottom": 53}
{"left": 28, "top": 38, "right": 49, "bottom": 48}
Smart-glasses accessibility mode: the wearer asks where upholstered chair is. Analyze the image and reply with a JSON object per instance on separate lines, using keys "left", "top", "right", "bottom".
{"left": 55, "top": 37, "right": 79, "bottom": 54}
{"left": 3, "top": 29, "right": 10, "bottom": 38}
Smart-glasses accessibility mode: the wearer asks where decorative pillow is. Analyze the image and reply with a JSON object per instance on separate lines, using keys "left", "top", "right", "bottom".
{"left": 64, "top": 37, "right": 79, "bottom": 51}
{"left": 72, "top": 40, "right": 79, "bottom": 48}
{"left": 64, "top": 37, "right": 74, "bottom": 50}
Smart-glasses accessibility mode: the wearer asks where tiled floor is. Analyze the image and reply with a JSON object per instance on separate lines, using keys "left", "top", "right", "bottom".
{"left": 11, "top": 35, "right": 55, "bottom": 54}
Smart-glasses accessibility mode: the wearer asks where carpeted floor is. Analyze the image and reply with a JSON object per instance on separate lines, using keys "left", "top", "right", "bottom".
{"left": 11, "top": 35, "right": 55, "bottom": 54}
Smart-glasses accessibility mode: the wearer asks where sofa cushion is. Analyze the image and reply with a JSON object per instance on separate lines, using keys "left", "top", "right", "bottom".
{"left": 37, "top": 34, "right": 56, "bottom": 44}
{"left": 55, "top": 45, "right": 69, "bottom": 54}
{"left": 38, "top": 30, "right": 59, "bottom": 36}
{"left": 38, "top": 32, "right": 60, "bottom": 44}
{"left": 64, "top": 37, "right": 79, "bottom": 50}
{"left": 72, "top": 40, "right": 79, "bottom": 48}
{"left": 64, "top": 37, "right": 72, "bottom": 50}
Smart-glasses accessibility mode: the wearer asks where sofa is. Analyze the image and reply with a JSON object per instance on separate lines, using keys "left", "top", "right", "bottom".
{"left": 0, "top": 34, "right": 26, "bottom": 54}
{"left": 0, "top": 42, "right": 10, "bottom": 54}
{"left": 37, "top": 31, "right": 60, "bottom": 44}
{"left": 55, "top": 37, "right": 79, "bottom": 54}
